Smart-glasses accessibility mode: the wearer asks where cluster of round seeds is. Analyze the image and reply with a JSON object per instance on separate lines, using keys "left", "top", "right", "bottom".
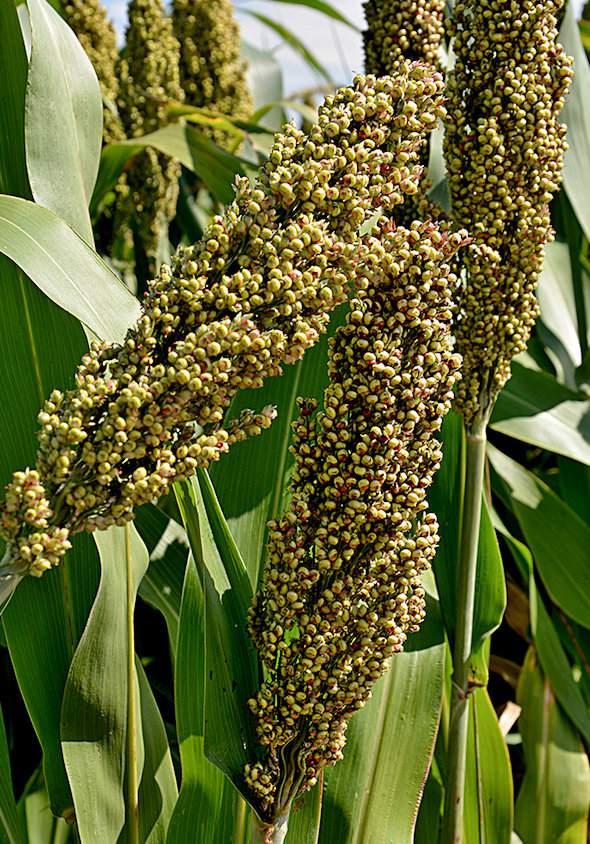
{"left": 245, "top": 220, "right": 467, "bottom": 820}
{"left": 444, "top": 0, "right": 573, "bottom": 426}
{"left": 363, "top": 1, "right": 446, "bottom": 228}
{"left": 172, "top": 0, "right": 253, "bottom": 146}
{"left": 61, "top": 0, "right": 124, "bottom": 144}
{"left": 363, "top": 0, "right": 445, "bottom": 74}
{"left": 117, "top": 0, "right": 185, "bottom": 267}
{"left": 0, "top": 69, "right": 443, "bottom": 579}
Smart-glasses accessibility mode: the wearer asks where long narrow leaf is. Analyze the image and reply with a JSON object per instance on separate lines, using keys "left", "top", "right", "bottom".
{"left": 242, "top": 11, "right": 333, "bottom": 82}
{"left": 24, "top": 0, "right": 101, "bottom": 244}
{"left": 0, "top": 704, "right": 24, "bottom": 844}
{"left": 0, "top": 195, "right": 139, "bottom": 343}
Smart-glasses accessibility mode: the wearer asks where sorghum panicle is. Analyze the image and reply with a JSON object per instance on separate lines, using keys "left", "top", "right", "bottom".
{"left": 445, "top": 0, "right": 573, "bottom": 426}
{"left": 245, "top": 219, "right": 467, "bottom": 820}
{"left": 363, "top": 0, "right": 446, "bottom": 226}
{"left": 117, "top": 0, "right": 185, "bottom": 264}
{"left": 0, "top": 67, "right": 445, "bottom": 581}
{"left": 61, "top": 0, "right": 124, "bottom": 144}
{"left": 172, "top": 0, "right": 253, "bottom": 146}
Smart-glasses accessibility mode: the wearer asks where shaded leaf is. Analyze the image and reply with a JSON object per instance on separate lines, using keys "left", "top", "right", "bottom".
{"left": 166, "top": 555, "right": 245, "bottom": 844}
{"left": 516, "top": 648, "right": 590, "bottom": 844}
{"left": 489, "top": 445, "right": 590, "bottom": 630}
{"left": 174, "top": 476, "right": 258, "bottom": 787}
{"left": 0, "top": 704, "right": 24, "bottom": 844}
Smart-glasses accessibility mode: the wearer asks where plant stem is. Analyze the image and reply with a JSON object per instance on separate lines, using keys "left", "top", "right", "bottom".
{"left": 251, "top": 808, "right": 290, "bottom": 844}
{"left": 442, "top": 422, "right": 487, "bottom": 844}
{"left": 125, "top": 525, "right": 140, "bottom": 844}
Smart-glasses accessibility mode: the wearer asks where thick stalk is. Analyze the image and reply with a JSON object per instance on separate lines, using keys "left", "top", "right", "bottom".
{"left": 251, "top": 808, "right": 290, "bottom": 844}
{"left": 125, "top": 525, "right": 140, "bottom": 844}
{"left": 442, "top": 421, "right": 487, "bottom": 844}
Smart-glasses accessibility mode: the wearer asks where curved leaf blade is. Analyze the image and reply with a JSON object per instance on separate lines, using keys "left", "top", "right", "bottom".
{"left": 0, "top": 195, "right": 139, "bottom": 343}
{"left": 242, "top": 11, "right": 333, "bottom": 82}
{"left": 25, "top": 0, "right": 102, "bottom": 244}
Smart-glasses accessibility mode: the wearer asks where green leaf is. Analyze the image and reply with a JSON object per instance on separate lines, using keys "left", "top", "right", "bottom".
{"left": 24, "top": 0, "right": 102, "bottom": 245}
{"left": 560, "top": 3, "right": 590, "bottom": 243}
{"left": 494, "top": 516, "right": 590, "bottom": 746}
{"left": 242, "top": 12, "right": 333, "bottom": 83}
{"left": 61, "top": 525, "right": 175, "bottom": 843}
{"left": 174, "top": 476, "right": 258, "bottom": 787}
{"left": 2, "top": 536, "right": 101, "bottom": 818}
{"left": 166, "top": 555, "right": 245, "bottom": 844}
{"left": 0, "top": 195, "right": 139, "bottom": 343}
{"left": 19, "top": 783, "right": 72, "bottom": 844}
{"left": 286, "top": 786, "right": 322, "bottom": 844}
{"left": 489, "top": 445, "right": 590, "bottom": 630}
{"left": 431, "top": 413, "right": 506, "bottom": 657}
{"left": 0, "top": 704, "right": 24, "bottom": 844}
{"left": 92, "top": 125, "right": 245, "bottom": 212}
{"left": 516, "top": 648, "right": 590, "bottom": 844}
{"left": 264, "top": 0, "right": 359, "bottom": 29}
{"left": 135, "top": 504, "right": 188, "bottom": 658}
{"left": 463, "top": 688, "right": 513, "bottom": 844}
{"left": 318, "top": 575, "right": 445, "bottom": 844}
{"left": 537, "top": 241, "right": 582, "bottom": 374}
{"left": 491, "top": 363, "right": 590, "bottom": 465}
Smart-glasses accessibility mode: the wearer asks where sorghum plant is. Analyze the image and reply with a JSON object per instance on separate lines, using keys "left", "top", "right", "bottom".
{"left": 61, "top": 0, "right": 124, "bottom": 143}
{"left": 363, "top": 0, "right": 446, "bottom": 224}
{"left": 0, "top": 67, "right": 444, "bottom": 588}
{"left": 117, "top": 0, "right": 185, "bottom": 266}
{"left": 442, "top": 2, "right": 573, "bottom": 839}
{"left": 244, "top": 219, "right": 466, "bottom": 840}
{"left": 445, "top": 0, "right": 573, "bottom": 429}
{"left": 172, "top": 0, "right": 253, "bottom": 143}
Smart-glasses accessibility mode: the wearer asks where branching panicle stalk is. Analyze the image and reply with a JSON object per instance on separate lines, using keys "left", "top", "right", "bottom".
{"left": 245, "top": 219, "right": 467, "bottom": 827}
{"left": 0, "top": 68, "right": 441, "bottom": 584}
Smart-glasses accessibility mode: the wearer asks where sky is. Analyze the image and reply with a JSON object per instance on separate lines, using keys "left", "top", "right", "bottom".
{"left": 104, "top": 0, "right": 586, "bottom": 98}
{"left": 105, "top": 0, "right": 366, "bottom": 95}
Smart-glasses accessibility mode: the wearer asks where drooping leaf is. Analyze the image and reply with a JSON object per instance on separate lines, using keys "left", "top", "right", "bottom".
{"left": 24, "top": 0, "right": 102, "bottom": 244}
{"left": 166, "top": 554, "right": 245, "bottom": 844}
{"left": 537, "top": 241, "right": 582, "bottom": 374}
{"left": 91, "top": 124, "right": 245, "bottom": 213}
{"left": 515, "top": 648, "right": 590, "bottom": 844}
{"left": 174, "top": 476, "right": 258, "bottom": 788}
{"left": 0, "top": 195, "right": 139, "bottom": 343}
{"left": 318, "top": 575, "right": 445, "bottom": 844}
{"left": 489, "top": 445, "right": 590, "bottom": 630}
{"left": 491, "top": 363, "right": 590, "bottom": 465}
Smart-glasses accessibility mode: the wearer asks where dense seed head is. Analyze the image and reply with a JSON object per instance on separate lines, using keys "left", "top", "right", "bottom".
{"left": 117, "top": 0, "right": 185, "bottom": 265}
{"left": 0, "top": 68, "right": 444, "bottom": 581}
{"left": 244, "top": 220, "right": 466, "bottom": 820}
{"left": 445, "top": 0, "right": 573, "bottom": 426}
{"left": 61, "top": 0, "right": 124, "bottom": 143}
{"left": 363, "top": 0, "right": 445, "bottom": 74}
{"left": 172, "top": 0, "right": 253, "bottom": 146}
{"left": 363, "top": 0, "right": 446, "bottom": 227}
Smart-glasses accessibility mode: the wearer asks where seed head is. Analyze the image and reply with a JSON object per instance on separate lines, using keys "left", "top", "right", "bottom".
{"left": 245, "top": 219, "right": 467, "bottom": 820}
{"left": 445, "top": 0, "right": 573, "bottom": 425}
